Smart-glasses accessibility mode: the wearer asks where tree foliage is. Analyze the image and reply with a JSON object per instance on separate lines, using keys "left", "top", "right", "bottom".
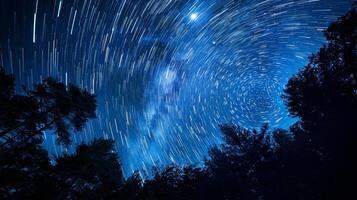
{"left": 0, "top": 67, "right": 123, "bottom": 199}
{"left": 0, "top": 70, "right": 97, "bottom": 146}
{"left": 54, "top": 139, "right": 123, "bottom": 199}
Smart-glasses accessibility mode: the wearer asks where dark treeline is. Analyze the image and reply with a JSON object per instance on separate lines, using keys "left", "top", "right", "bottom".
{"left": 1, "top": 4, "right": 356, "bottom": 200}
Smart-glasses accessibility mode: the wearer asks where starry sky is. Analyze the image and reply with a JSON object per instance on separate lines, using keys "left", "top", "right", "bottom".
{"left": 0, "top": 0, "right": 355, "bottom": 177}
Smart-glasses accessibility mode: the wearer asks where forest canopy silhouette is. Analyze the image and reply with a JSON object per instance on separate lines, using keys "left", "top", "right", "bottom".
{"left": 1, "top": 3, "right": 356, "bottom": 200}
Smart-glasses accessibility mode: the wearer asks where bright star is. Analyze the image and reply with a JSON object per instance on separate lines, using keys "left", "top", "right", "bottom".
{"left": 190, "top": 13, "right": 198, "bottom": 21}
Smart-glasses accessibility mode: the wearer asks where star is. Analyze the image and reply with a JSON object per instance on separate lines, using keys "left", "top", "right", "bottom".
{"left": 190, "top": 13, "right": 199, "bottom": 21}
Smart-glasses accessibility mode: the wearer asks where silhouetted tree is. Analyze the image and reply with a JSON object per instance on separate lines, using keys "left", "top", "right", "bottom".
{"left": 54, "top": 139, "right": 124, "bottom": 199}
{"left": 0, "top": 71, "right": 97, "bottom": 147}
{"left": 0, "top": 137, "right": 56, "bottom": 199}
{"left": 0, "top": 67, "right": 39, "bottom": 147}
{"left": 115, "top": 171, "right": 143, "bottom": 200}
{"left": 283, "top": 4, "right": 357, "bottom": 153}
{"left": 0, "top": 67, "right": 117, "bottom": 199}
{"left": 282, "top": 4, "right": 357, "bottom": 199}
{"left": 141, "top": 165, "right": 204, "bottom": 200}
{"left": 203, "top": 124, "right": 274, "bottom": 200}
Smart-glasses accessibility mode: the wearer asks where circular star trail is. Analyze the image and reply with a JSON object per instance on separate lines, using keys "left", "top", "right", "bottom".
{"left": 0, "top": 0, "right": 355, "bottom": 177}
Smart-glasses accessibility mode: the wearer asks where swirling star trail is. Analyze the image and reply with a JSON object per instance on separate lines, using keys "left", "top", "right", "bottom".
{"left": 0, "top": 0, "right": 354, "bottom": 177}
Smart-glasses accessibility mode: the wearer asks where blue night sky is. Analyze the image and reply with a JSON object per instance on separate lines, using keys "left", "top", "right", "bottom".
{"left": 0, "top": 0, "right": 355, "bottom": 177}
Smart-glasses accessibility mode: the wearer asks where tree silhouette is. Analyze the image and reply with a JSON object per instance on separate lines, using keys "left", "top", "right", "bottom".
{"left": 203, "top": 124, "right": 274, "bottom": 200}
{"left": 0, "top": 67, "right": 123, "bottom": 199}
{"left": 0, "top": 137, "right": 55, "bottom": 198}
{"left": 282, "top": 4, "right": 357, "bottom": 199}
{"left": 0, "top": 70, "right": 97, "bottom": 147}
{"left": 283, "top": 4, "right": 357, "bottom": 150}
{"left": 115, "top": 171, "right": 143, "bottom": 200}
{"left": 54, "top": 139, "right": 124, "bottom": 199}
{"left": 140, "top": 165, "right": 204, "bottom": 200}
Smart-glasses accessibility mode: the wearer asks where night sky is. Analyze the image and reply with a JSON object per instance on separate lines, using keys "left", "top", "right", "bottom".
{"left": 0, "top": 0, "right": 354, "bottom": 177}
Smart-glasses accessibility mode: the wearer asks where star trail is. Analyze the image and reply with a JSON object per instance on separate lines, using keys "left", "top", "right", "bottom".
{"left": 0, "top": 0, "right": 354, "bottom": 177}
